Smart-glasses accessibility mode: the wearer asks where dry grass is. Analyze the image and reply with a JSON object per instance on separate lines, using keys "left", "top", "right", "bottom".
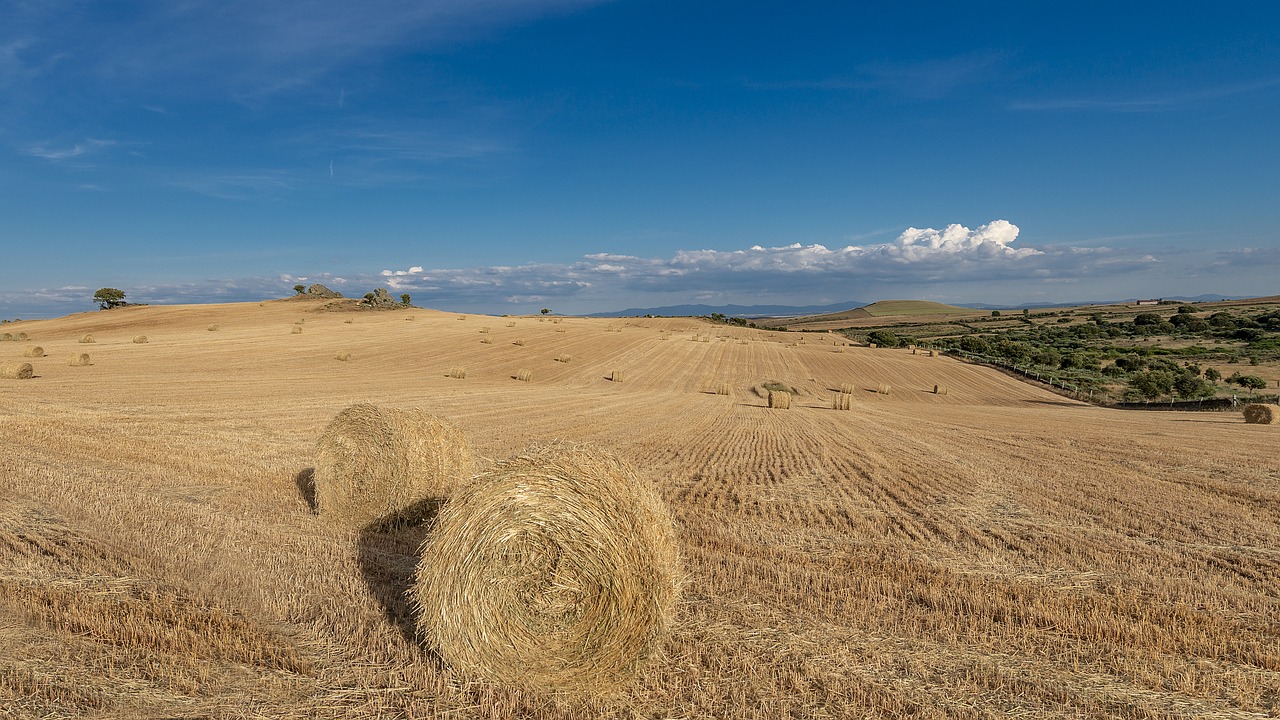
{"left": 767, "top": 390, "right": 792, "bottom": 409}
{"left": 132, "top": 335, "right": 148, "bottom": 344}
{"left": 832, "top": 392, "right": 853, "bottom": 410}
{"left": 313, "top": 403, "right": 473, "bottom": 529}
{"left": 413, "top": 442, "right": 681, "bottom": 692}
{"left": 0, "top": 361, "right": 33, "bottom": 379}
{"left": 1, "top": 300, "right": 1278, "bottom": 719}
{"left": 67, "top": 353, "right": 91, "bottom": 367}
{"left": 1242, "top": 403, "right": 1277, "bottom": 424}
{"left": 516, "top": 368, "right": 533, "bottom": 382}
{"left": 22, "top": 346, "right": 44, "bottom": 358}
{"left": 79, "top": 334, "right": 95, "bottom": 344}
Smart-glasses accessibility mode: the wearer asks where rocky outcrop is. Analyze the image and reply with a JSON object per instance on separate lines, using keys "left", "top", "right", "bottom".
{"left": 307, "top": 284, "right": 343, "bottom": 299}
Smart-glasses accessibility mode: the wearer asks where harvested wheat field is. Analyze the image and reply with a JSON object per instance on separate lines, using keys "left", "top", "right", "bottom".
{"left": 0, "top": 298, "right": 1278, "bottom": 719}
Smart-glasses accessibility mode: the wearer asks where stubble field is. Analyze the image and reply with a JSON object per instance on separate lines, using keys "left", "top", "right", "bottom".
{"left": 1, "top": 299, "right": 1277, "bottom": 719}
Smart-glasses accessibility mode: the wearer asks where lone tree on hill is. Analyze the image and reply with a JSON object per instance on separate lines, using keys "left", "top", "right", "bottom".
{"left": 541, "top": 308, "right": 550, "bottom": 315}
{"left": 293, "top": 284, "right": 305, "bottom": 295}
{"left": 400, "top": 293, "right": 411, "bottom": 305}
{"left": 93, "top": 288, "right": 126, "bottom": 310}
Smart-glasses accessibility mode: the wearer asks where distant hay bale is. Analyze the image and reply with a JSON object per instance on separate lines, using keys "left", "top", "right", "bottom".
{"left": 768, "top": 390, "right": 792, "bottom": 409}
{"left": 555, "top": 328, "right": 567, "bottom": 333}
{"left": 513, "top": 339, "right": 525, "bottom": 346}
{"left": 516, "top": 369, "right": 533, "bottom": 382}
{"left": 412, "top": 442, "right": 681, "bottom": 692}
{"left": 22, "top": 346, "right": 44, "bottom": 358}
{"left": 207, "top": 324, "right": 219, "bottom": 331}
{"left": 0, "top": 362, "right": 34, "bottom": 379}
{"left": 16, "top": 332, "right": 28, "bottom": 341}
{"left": 1243, "top": 404, "right": 1277, "bottom": 425}
{"left": 132, "top": 335, "right": 148, "bottom": 344}
{"left": 552, "top": 318, "right": 562, "bottom": 324}
{"left": 0, "top": 333, "right": 10, "bottom": 341}
{"left": 448, "top": 366, "right": 467, "bottom": 379}
{"left": 933, "top": 384, "right": 948, "bottom": 395}
{"left": 839, "top": 383, "right": 856, "bottom": 395}
{"left": 928, "top": 350, "right": 938, "bottom": 357}
{"left": 458, "top": 315, "right": 467, "bottom": 320}
{"left": 479, "top": 327, "right": 490, "bottom": 334}
{"left": 506, "top": 321, "right": 516, "bottom": 327}
{"left": 556, "top": 354, "right": 572, "bottom": 363}
{"left": 68, "top": 353, "right": 91, "bottom": 367}
{"left": 832, "top": 392, "right": 853, "bottom": 410}
{"left": 335, "top": 352, "right": 352, "bottom": 362}
{"left": 611, "top": 370, "right": 624, "bottom": 383}
{"left": 344, "top": 319, "right": 354, "bottom": 324}
{"left": 908, "top": 344, "right": 916, "bottom": 351}
{"left": 868, "top": 343, "right": 877, "bottom": 349}
{"left": 876, "top": 383, "right": 892, "bottom": 395}
{"left": 79, "top": 334, "right": 95, "bottom": 344}
{"left": 715, "top": 383, "right": 732, "bottom": 396}
{"left": 911, "top": 348, "right": 918, "bottom": 355}
{"left": 313, "top": 403, "right": 473, "bottom": 529}
{"left": 291, "top": 326, "right": 303, "bottom": 335}
{"left": 833, "top": 347, "right": 843, "bottom": 353}
{"left": 295, "top": 319, "right": 305, "bottom": 325}
{"left": 480, "top": 338, "right": 494, "bottom": 344}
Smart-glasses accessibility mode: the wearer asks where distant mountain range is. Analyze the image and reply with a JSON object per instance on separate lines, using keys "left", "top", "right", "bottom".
{"left": 586, "top": 301, "right": 869, "bottom": 318}
{"left": 588, "top": 294, "right": 1246, "bottom": 318}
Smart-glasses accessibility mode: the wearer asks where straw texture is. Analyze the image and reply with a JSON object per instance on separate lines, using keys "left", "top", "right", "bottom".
{"left": 314, "top": 403, "right": 473, "bottom": 529}
{"left": 1243, "top": 404, "right": 1277, "bottom": 424}
{"left": 413, "top": 442, "right": 680, "bottom": 692}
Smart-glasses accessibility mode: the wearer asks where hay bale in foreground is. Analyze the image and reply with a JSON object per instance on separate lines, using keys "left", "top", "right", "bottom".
{"left": 832, "top": 392, "right": 853, "bottom": 410}
{"left": 768, "top": 390, "right": 792, "bottom": 409}
{"left": 933, "top": 384, "right": 948, "bottom": 395}
{"left": 0, "top": 362, "right": 33, "bottom": 379}
{"left": 22, "top": 346, "right": 44, "bottom": 358}
{"left": 313, "top": 403, "right": 473, "bottom": 529}
{"left": 68, "top": 353, "right": 91, "bottom": 367}
{"left": 413, "top": 442, "right": 681, "bottom": 692}
{"left": 79, "top": 334, "right": 95, "bottom": 344}
{"left": 132, "top": 335, "right": 148, "bottom": 344}
{"left": 1243, "top": 404, "right": 1278, "bottom": 425}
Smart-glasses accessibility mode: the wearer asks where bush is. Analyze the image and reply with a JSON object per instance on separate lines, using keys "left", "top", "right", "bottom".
{"left": 867, "top": 330, "right": 901, "bottom": 348}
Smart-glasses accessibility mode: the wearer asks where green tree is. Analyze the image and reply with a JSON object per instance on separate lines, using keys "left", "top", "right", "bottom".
{"left": 400, "top": 293, "right": 411, "bottom": 305}
{"left": 990, "top": 310, "right": 1001, "bottom": 317}
{"left": 540, "top": 308, "right": 550, "bottom": 315}
{"left": 1204, "top": 367, "right": 1221, "bottom": 382}
{"left": 93, "top": 287, "right": 126, "bottom": 310}
{"left": 293, "top": 284, "right": 305, "bottom": 295}
{"left": 867, "top": 330, "right": 900, "bottom": 347}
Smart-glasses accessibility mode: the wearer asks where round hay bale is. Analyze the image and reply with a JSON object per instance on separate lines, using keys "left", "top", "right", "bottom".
{"left": 1243, "top": 404, "right": 1278, "bottom": 425}
{"left": 0, "top": 333, "right": 11, "bottom": 341}
{"left": 0, "top": 362, "right": 34, "bottom": 380}
{"left": 68, "top": 353, "right": 91, "bottom": 367}
{"left": 207, "top": 324, "right": 219, "bottom": 331}
{"left": 16, "top": 332, "right": 28, "bottom": 341}
{"left": 448, "top": 366, "right": 467, "bottom": 379}
{"left": 22, "top": 346, "right": 44, "bottom": 358}
{"left": 832, "top": 392, "right": 853, "bottom": 410}
{"left": 839, "top": 383, "right": 856, "bottom": 395}
{"left": 335, "top": 352, "right": 352, "bottom": 362}
{"left": 933, "top": 384, "right": 948, "bottom": 395}
{"left": 556, "top": 354, "right": 572, "bottom": 363}
{"left": 516, "top": 369, "right": 533, "bottom": 382}
{"left": 413, "top": 442, "right": 681, "bottom": 692}
{"left": 768, "top": 390, "right": 791, "bottom": 409}
{"left": 313, "top": 403, "right": 473, "bottom": 529}
{"left": 877, "top": 383, "right": 892, "bottom": 395}
{"left": 291, "top": 326, "right": 303, "bottom": 335}
{"left": 79, "top": 334, "right": 95, "bottom": 344}
{"left": 132, "top": 335, "right": 148, "bottom": 344}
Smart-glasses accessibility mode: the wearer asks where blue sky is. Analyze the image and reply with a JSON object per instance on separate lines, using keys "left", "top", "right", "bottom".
{"left": 2, "top": 1, "right": 1278, "bottom": 318}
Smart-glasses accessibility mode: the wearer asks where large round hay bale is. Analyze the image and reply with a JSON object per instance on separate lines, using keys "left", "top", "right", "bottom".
{"left": 291, "top": 326, "right": 303, "bottom": 335}
{"left": 413, "top": 443, "right": 681, "bottom": 692}
{"left": 68, "top": 353, "right": 91, "bottom": 367}
{"left": 933, "top": 384, "right": 948, "bottom": 395}
{"left": 0, "top": 333, "right": 11, "bottom": 341}
{"left": 0, "top": 362, "right": 34, "bottom": 379}
{"left": 79, "top": 334, "right": 95, "bottom": 344}
{"left": 22, "top": 346, "right": 44, "bottom": 358}
{"left": 132, "top": 335, "right": 148, "bottom": 344}
{"left": 314, "top": 404, "right": 473, "bottom": 529}
{"left": 768, "top": 390, "right": 791, "bottom": 409}
{"left": 1243, "top": 404, "right": 1278, "bottom": 425}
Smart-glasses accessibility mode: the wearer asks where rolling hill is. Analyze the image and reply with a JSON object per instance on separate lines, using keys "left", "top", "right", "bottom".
{"left": 0, "top": 299, "right": 1276, "bottom": 718}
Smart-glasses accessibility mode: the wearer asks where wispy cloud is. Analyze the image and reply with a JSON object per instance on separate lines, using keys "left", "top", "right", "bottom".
{"left": 23, "top": 138, "right": 116, "bottom": 160}
{"left": 1011, "top": 77, "right": 1280, "bottom": 113}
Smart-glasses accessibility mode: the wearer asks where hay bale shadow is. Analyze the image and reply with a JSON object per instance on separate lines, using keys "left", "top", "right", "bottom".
{"left": 294, "top": 467, "right": 316, "bottom": 512}
{"left": 356, "top": 498, "right": 446, "bottom": 658}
